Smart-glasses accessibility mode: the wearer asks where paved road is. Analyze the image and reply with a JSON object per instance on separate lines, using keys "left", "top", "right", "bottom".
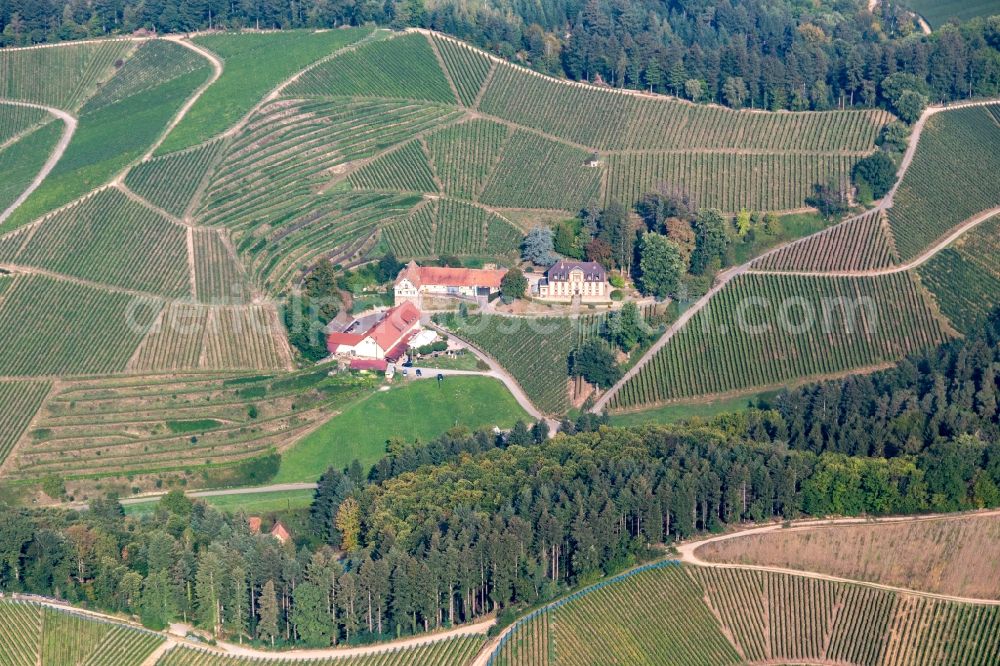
{"left": 425, "top": 321, "right": 561, "bottom": 433}
{"left": 592, "top": 96, "right": 1000, "bottom": 414}
{"left": 0, "top": 100, "right": 77, "bottom": 225}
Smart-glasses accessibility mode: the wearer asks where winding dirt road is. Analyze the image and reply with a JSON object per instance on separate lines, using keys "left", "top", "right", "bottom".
{"left": 132, "top": 36, "right": 223, "bottom": 168}
{"left": 676, "top": 508, "right": 1000, "bottom": 606}
{"left": 0, "top": 101, "right": 76, "bottom": 226}
{"left": 592, "top": 96, "right": 1000, "bottom": 414}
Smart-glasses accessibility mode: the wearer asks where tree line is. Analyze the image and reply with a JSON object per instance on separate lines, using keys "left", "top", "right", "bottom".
{"left": 0, "top": 311, "right": 997, "bottom": 646}
{"left": 3, "top": 0, "right": 1000, "bottom": 114}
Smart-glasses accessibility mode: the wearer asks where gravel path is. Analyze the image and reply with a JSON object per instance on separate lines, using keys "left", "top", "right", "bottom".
{"left": 0, "top": 101, "right": 76, "bottom": 226}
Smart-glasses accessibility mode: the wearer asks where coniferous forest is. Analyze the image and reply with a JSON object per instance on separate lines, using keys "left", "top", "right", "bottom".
{"left": 2, "top": 0, "right": 1000, "bottom": 113}
{"left": 1, "top": 309, "right": 998, "bottom": 647}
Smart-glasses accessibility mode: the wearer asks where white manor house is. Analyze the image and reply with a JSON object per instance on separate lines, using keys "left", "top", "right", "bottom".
{"left": 536, "top": 260, "right": 611, "bottom": 302}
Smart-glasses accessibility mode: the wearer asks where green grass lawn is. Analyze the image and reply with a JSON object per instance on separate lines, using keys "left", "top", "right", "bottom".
{"left": 125, "top": 488, "right": 314, "bottom": 516}
{"left": 902, "top": 0, "right": 1000, "bottom": 28}
{"left": 158, "top": 28, "right": 372, "bottom": 154}
{"left": 274, "top": 375, "right": 529, "bottom": 483}
{"left": 608, "top": 390, "right": 779, "bottom": 427}
{"left": 729, "top": 211, "right": 829, "bottom": 266}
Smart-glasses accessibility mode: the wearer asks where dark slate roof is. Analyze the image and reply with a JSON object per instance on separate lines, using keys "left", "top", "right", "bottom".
{"left": 546, "top": 260, "right": 607, "bottom": 283}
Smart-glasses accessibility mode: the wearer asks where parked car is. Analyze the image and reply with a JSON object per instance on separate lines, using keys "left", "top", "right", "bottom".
{"left": 402, "top": 369, "right": 408, "bottom": 377}
{"left": 437, "top": 373, "right": 444, "bottom": 381}
{"left": 415, "top": 369, "right": 423, "bottom": 377}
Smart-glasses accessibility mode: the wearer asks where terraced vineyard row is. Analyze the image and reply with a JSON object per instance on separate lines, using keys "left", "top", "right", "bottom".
{"left": 754, "top": 210, "right": 899, "bottom": 272}
{"left": 157, "top": 635, "right": 484, "bottom": 665}
{"left": 287, "top": 32, "right": 455, "bottom": 104}
{"left": 432, "top": 34, "right": 494, "bottom": 107}
{"left": 0, "top": 39, "right": 136, "bottom": 109}
{"left": 0, "top": 600, "right": 164, "bottom": 666}
{"left": 128, "top": 302, "right": 289, "bottom": 373}
{"left": 888, "top": 105, "right": 1000, "bottom": 260}
{"left": 0, "top": 380, "right": 50, "bottom": 465}
{"left": 478, "top": 60, "right": 890, "bottom": 151}
{"left": 196, "top": 98, "right": 460, "bottom": 233}
{"left": 382, "top": 199, "right": 522, "bottom": 258}
{"left": 478, "top": 130, "right": 602, "bottom": 211}
{"left": 10, "top": 188, "right": 190, "bottom": 298}
{"left": 611, "top": 272, "right": 950, "bottom": 408}
{"left": 349, "top": 139, "right": 438, "bottom": 193}
{"left": 606, "top": 151, "right": 860, "bottom": 213}
{"left": 426, "top": 118, "right": 510, "bottom": 200}
{"left": 0, "top": 102, "right": 48, "bottom": 143}
{"left": 82, "top": 39, "right": 208, "bottom": 113}
{"left": 919, "top": 213, "right": 1000, "bottom": 333}
{"left": 7, "top": 369, "right": 374, "bottom": 480}
{"left": 125, "top": 138, "right": 226, "bottom": 217}
{"left": 0, "top": 274, "right": 160, "bottom": 377}
{"left": 240, "top": 192, "right": 419, "bottom": 291}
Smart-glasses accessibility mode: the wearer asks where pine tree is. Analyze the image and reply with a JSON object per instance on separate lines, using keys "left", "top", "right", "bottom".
{"left": 258, "top": 580, "right": 279, "bottom": 647}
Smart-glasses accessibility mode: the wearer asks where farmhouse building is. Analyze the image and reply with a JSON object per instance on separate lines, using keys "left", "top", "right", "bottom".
{"left": 394, "top": 261, "right": 506, "bottom": 306}
{"left": 536, "top": 260, "right": 610, "bottom": 302}
{"left": 326, "top": 301, "right": 422, "bottom": 361}
{"left": 270, "top": 521, "right": 291, "bottom": 544}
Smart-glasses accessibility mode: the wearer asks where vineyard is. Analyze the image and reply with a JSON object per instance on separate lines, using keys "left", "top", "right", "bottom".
{"left": 194, "top": 97, "right": 458, "bottom": 233}
{"left": 425, "top": 119, "right": 510, "bottom": 200}
{"left": 494, "top": 563, "right": 1000, "bottom": 666}
{"left": 286, "top": 32, "right": 456, "bottom": 104}
{"left": 0, "top": 600, "right": 164, "bottom": 666}
{"left": 193, "top": 227, "right": 250, "bottom": 303}
{"left": 432, "top": 34, "right": 495, "bottom": 107}
{"left": 438, "top": 312, "right": 609, "bottom": 414}
{"left": 125, "top": 138, "right": 227, "bottom": 218}
{"left": 81, "top": 39, "right": 208, "bottom": 113}
{"left": 696, "top": 513, "right": 1000, "bottom": 600}
{"left": 5, "top": 369, "right": 374, "bottom": 482}
{"left": 127, "top": 302, "right": 289, "bottom": 373}
{"left": 4, "top": 65, "right": 211, "bottom": 231}
{"left": 478, "top": 130, "right": 602, "bottom": 211}
{"left": 606, "top": 151, "right": 860, "bottom": 213}
{"left": 887, "top": 105, "right": 1000, "bottom": 260}
{"left": 611, "top": 272, "right": 950, "bottom": 408}
{"left": 349, "top": 140, "right": 439, "bottom": 193}
{"left": 0, "top": 274, "right": 160, "bottom": 377}
{"left": 382, "top": 199, "right": 522, "bottom": 258}
{"left": 0, "top": 39, "right": 135, "bottom": 110}
{"left": 0, "top": 120, "right": 63, "bottom": 217}
{"left": 477, "top": 61, "right": 890, "bottom": 151}
{"left": 0, "top": 102, "right": 48, "bottom": 143}
{"left": 544, "top": 564, "right": 740, "bottom": 666}
{"left": 156, "top": 635, "right": 485, "bottom": 665}
{"left": 918, "top": 213, "right": 1000, "bottom": 333}
{"left": 0, "top": 380, "right": 50, "bottom": 465}
{"left": 161, "top": 27, "right": 373, "bottom": 153}
{"left": 753, "top": 210, "right": 899, "bottom": 273}
{"left": 11, "top": 188, "right": 190, "bottom": 298}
